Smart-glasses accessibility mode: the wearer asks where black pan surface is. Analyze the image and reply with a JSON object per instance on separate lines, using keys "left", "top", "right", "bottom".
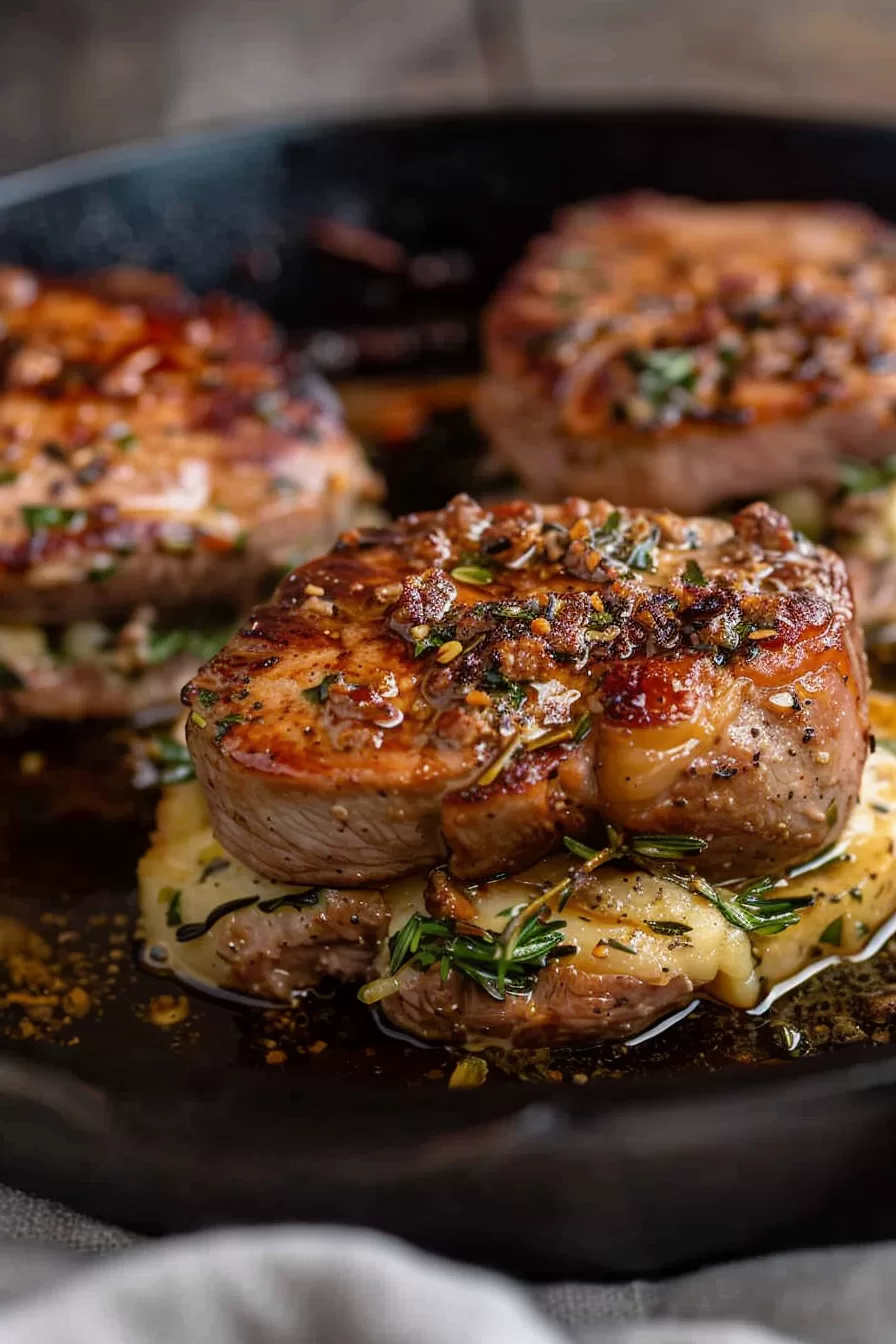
{"left": 5, "top": 106, "right": 896, "bottom": 1278}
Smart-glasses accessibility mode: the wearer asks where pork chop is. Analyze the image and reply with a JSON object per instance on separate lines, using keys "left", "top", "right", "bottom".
{"left": 0, "top": 266, "right": 378, "bottom": 623}
{"left": 184, "top": 493, "right": 869, "bottom": 886}
{"left": 478, "top": 194, "right": 896, "bottom": 514}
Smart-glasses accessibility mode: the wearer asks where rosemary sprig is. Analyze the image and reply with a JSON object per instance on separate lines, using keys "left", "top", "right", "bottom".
{"left": 386, "top": 910, "right": 572, "bottom": 1001}
{"left": 562, "top": 832, "right": 811, "bottom": 937}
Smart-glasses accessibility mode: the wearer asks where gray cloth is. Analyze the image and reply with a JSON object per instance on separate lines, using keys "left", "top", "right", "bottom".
{"left": 0, "top": 1182, "right": 891, "bottom": 1344}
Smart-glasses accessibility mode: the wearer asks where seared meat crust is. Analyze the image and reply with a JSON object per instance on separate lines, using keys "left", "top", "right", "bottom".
{"left": 185, "top": 493, "right": 868, "bottom": 886}
{"left": 0, "top": 266, "right": 378, "bottom": 622}
{"left": 479, "top": 194, "right": 896, "bottom": 513}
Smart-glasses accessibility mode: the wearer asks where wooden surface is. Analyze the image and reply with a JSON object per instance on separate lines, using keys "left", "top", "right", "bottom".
{"left": 1, "top": 0, "right": 896, "bottom": 175}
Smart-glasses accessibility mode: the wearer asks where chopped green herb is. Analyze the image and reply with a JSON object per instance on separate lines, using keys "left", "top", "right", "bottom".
{"left": 147, "top": 625, "right": 231, "bottom": 667}
{"left": 0, "top": 469, "right": 18, "bottom": 485}
{"left": 21, "top": 505, "right": 86, "bottom": 534}
{"left": 197, "top": 688, "right": 220, "bottom": 710}
{"left": 825, "top": 800, "right": 839, "bottom": 828}
{"left": 232, "top": 529, "right": 248, "bottom": 555}
{"left": 819, "top": 916, "right": 843, "bottom": 947}
{"left": 593, "top": 509, "right": 622, "bottom": 541}
{"left": 626, "top": 525, "right": 660, "bottom": 573}
{"left": 147, "top": 735, "right": 195, "bottom": 786}
{"left": 683, "top": 559, "right": 707, "bottom": 586}
{"left": 573, "top": 712, "right": 592, "bottom": 742}
{"left": 481, "top": 669, "right": 527, "bottom": 711}
{"left": 629, "top": 833, "right": 709, "bottom": 860}
{"left": 588, "top": 610, "right": 616, "bottom": 631}
{"left": 303, "top": 673, "right": 338, "bottom": 704}
{"left": 606, "top": 937, "right": 637, "bottom": 955}
{"left": 190, "top": 712, "right": 207, "bottom": 729}
{"left": 214, "top": 713, "right": 244, "bottom": 743}
{"left": 450, "top": 564, "right": 493, "bottom": 586}
{"left": 628, "top": 348, "right": 698, "bottom": 408}
{"left": 164, "top": 889, "right": 183, "bottom": 927}
{"left": 645, "top": 920, "right": 693, "bottom": 936}
{"left": 839, "top": 455, "right": 896, "bottom": 496}
{"left": 563, "top": 836, "right": 603, "bottom": 862}
{"left": 684, "top": 873, "right": 812, "bottom": 937}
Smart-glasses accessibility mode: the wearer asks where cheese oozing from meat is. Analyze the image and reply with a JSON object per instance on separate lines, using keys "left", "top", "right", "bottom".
{"left": 139, "top": 691, "right": 896, "bottom": 1030}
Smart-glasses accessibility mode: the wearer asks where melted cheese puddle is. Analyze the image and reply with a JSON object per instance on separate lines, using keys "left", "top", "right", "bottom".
{"left": 139, "top": 692, "right": 896, "bottom": 1023}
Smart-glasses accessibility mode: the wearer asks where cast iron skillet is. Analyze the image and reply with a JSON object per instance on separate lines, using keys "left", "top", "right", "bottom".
{"left": 4, "top": 106, "right": 896, "bottom": 1279}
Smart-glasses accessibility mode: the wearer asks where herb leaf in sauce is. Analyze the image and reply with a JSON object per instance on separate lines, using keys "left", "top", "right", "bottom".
{"left": 481, "top": 669, "right": 527, "bottom": 711}
{"left": 21, "top": 505, "right": 86, "bottom": 534}
{"left": 645, "top": 920, "right": 693, "bottom": 936}
{"left": 839, "top": 455, "right": 896, "bottom": 496}
{"left": 819, "top": 916, "right": 844, "bottom": 947}
{"left": 164, "top": 889, "right": 183, "bottom": 927}
{"left": 626, "top": 525, "right": 660, "bottom": 573}
{"left": 629, "top": 834, "right": 709, "bottom": 860}
{"left": 214, "top": 713, "right": 244, "bottom": 743}
{"left": 605, "top": 937, "right": 637, "bottom": 955}
{"left": 450, "top": 564, "right": 493, "bottom": 586}
{"left": 683, "top": 559, "right": 707, "bottom": 587}
{"left": 303, "top": 673, "right": 338, "bottom": 704}
{"left": 628, "top": 348, "right": 698, "bottom": 407}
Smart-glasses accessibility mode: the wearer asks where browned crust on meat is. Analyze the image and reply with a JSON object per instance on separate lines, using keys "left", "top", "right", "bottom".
{"left": 0, "top": 266, "right": 379, "bottom": 620}
{"left": 185, "top": 493, "right": 868, "bottom": 885}
{"left": 381, "top": 960, "right": 693, "bottom": 1048}
{"left": 479, "top": 194, "right": 896, "bottom": 512}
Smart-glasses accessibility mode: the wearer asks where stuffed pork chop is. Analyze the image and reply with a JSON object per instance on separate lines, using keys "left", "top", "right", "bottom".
{"left": 184, "top": 493, "right": 869, "bottom": 888}
{"left": 0, "top": 265, "right": 378, "bottom": 720}
{"left": 478, "top": 193, "right": 896, "bottom": 515}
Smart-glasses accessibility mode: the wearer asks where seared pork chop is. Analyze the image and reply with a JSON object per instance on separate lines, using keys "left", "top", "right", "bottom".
{"left": 478, "top": 194, "right": 896, "bottom": 514}
{"left": 0, "top": 266, "right": 378, "bottom": 623}
{"left": 184, "top": 493, "right": 869, "bottom": 886}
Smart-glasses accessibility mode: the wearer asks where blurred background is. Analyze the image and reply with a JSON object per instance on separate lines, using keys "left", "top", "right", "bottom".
{"left": 3, "top": 0, "right": 896, "bottom": 176}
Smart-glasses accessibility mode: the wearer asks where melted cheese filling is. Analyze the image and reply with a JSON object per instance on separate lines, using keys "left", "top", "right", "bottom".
{"left": 139, "top": 692, "right": 896, "bottom": 1021}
